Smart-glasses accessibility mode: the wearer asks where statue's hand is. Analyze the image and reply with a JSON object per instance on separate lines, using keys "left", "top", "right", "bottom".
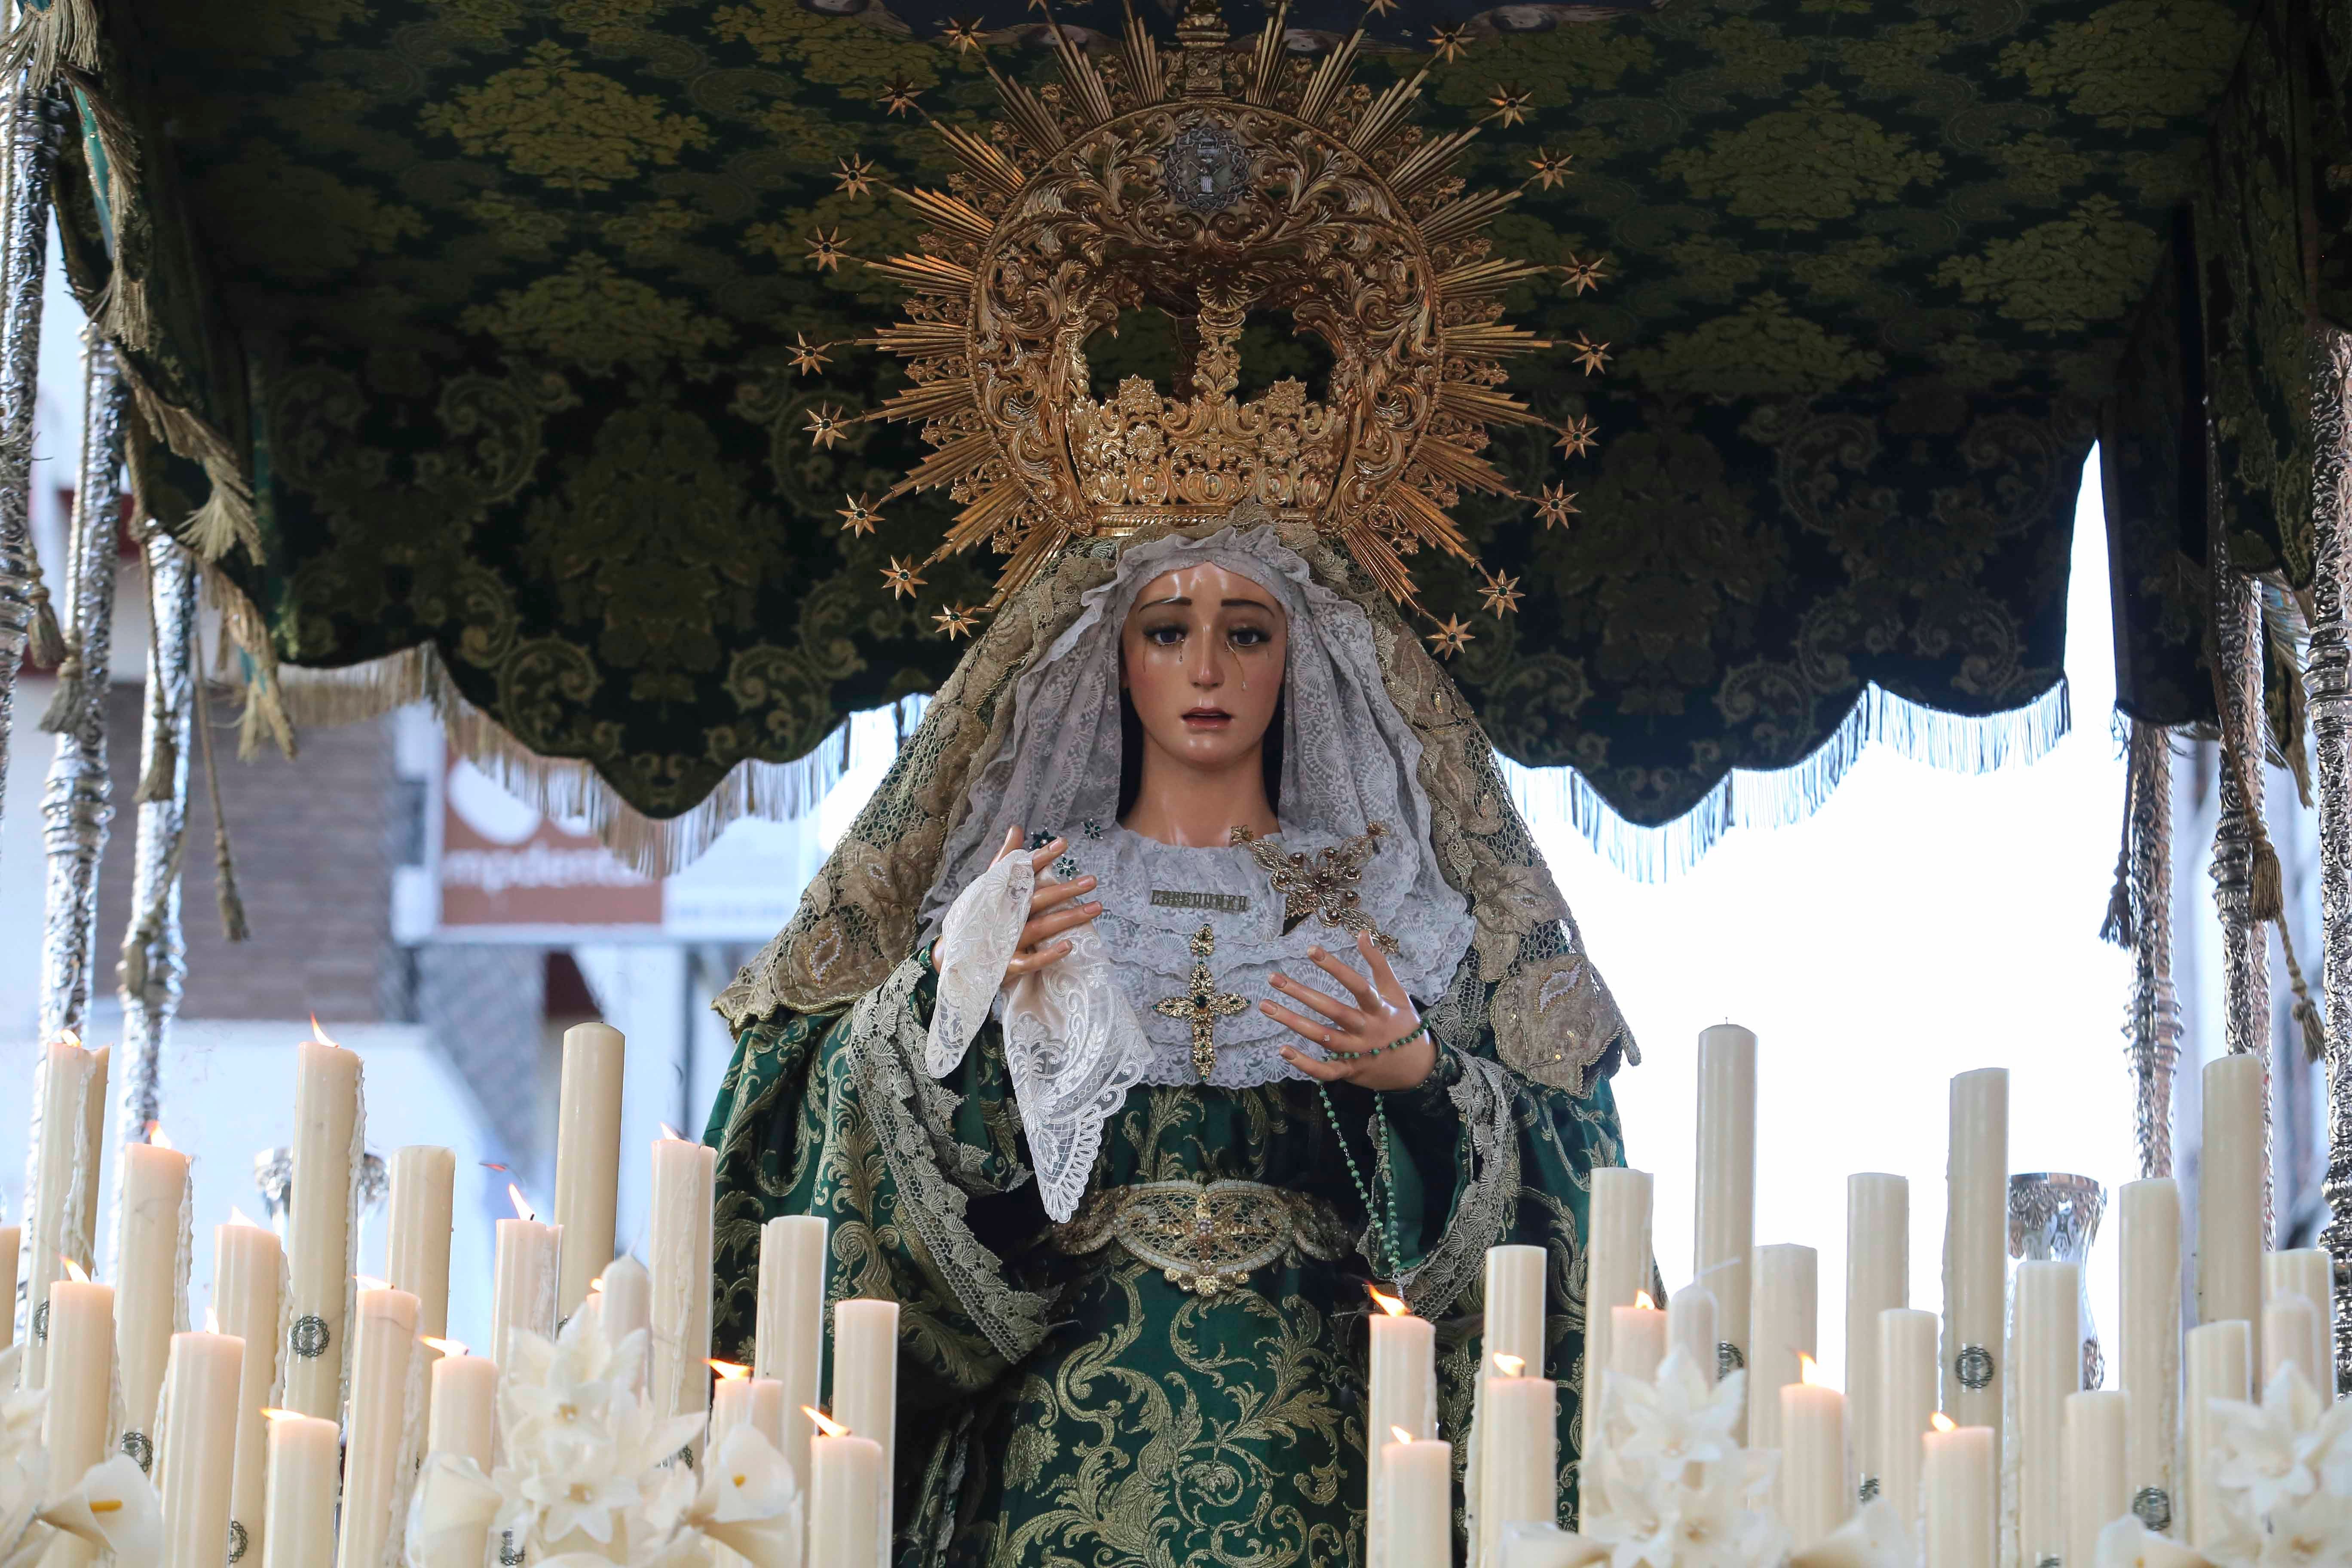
{"left": 993, "top": 825, "right": 1103, "bottom": 981}
{"left": 1263, "top": 934, "right": 1436, "bottom": 1092}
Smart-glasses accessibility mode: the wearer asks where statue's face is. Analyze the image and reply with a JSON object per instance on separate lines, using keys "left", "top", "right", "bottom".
{"left": 1120, "top": 562, "right": 1289, "bottom": 772}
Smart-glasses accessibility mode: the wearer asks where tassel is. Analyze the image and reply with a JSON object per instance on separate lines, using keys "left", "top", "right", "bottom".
{"left": 2100, "top": 845, "right": 2136, "bottom": 948}
{"left": 2249, "top": 826, "right": 2285, "bottom": 925}
{"left": 190, "top": 652, "right": 250, "bottom": 943}
{"left": 132, "top": 728, "right": 176, "bottom": 805}
{"left": 27, "top": 579, "right": 64, "bottom": 669}
{"left": 37, "top": 649, "right": 82, "bottom": 732}
{"left": 2278, "top": 915, "right": 2328, "bottom": 1064}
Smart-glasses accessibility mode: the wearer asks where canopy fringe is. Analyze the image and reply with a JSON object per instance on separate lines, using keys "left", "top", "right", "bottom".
{"left": 1497, "top": 678, "right": 2073, "bottom": 883}
{"left": 275, "top": 641, "right": 929, "bottom": 879}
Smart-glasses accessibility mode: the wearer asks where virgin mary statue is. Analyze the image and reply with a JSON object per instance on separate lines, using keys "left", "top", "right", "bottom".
{"left": 703, "top": 6, "right": 1637, "bottom": 1559}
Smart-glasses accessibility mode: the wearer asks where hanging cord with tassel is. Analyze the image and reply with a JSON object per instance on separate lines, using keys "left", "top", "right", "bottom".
{"left": 2219, "top": 686, "right": 2329, "bottom": 1063}
{"left": 2101, "top": 720, "right": 2141, "bottom": 948}
{"left": 190, "top": 621, "right": 248, "bottom": 943}
{"left": 129, "top": 543, "right": 174, "bottom": 805}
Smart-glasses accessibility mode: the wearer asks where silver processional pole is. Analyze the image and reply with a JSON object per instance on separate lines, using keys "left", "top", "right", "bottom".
{"left": 2308, "top": 323, "right": 2352, "bottom": 1388}
{"left": 0, "top": 78, "right": 65, "bottom": 853}
{"left": 115, "top": 527, "right": 195, "bottom": 1137}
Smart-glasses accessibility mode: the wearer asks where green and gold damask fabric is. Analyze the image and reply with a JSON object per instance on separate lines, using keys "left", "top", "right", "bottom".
{"left": 703, "top": 951, "right": 1626, "bottom": 1564}
{"left": 70, "top": 0, "right": 2350, "bottom": 823}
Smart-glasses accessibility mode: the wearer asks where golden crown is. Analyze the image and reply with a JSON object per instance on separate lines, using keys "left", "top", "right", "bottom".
{"left": 809, "top": 0, "right": 1608, "bottom": 652}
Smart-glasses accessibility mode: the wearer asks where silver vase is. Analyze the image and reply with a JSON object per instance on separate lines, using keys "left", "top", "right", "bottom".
{"left": 2009, "top": 1171, "right": 2108, "bottom": 1387}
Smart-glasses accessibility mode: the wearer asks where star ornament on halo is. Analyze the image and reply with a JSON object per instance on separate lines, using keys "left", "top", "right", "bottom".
{"left": 788, "top": 334, "right": 833, "bottom": 375}
{"left": 1363, "top": 0, "right": 1398, "bottom": 15}
{"left": 1526, "top": 148, "right": 1573, "bottom": 190}
{"left": 879, "top": 77, "right": 923, "bottom": 115}
{"left": 1478, "top": 567, "right": 1522, "bottom": 617}
{"left": 834, "top": 156, "right": 878, "bottom": 198}
{"left": 806, "top": 228, "right": 848, "bottom": 272}
{"left": 1553, "top": 416, "right": 1599, "bottom": 459}
{"left": 882, "top": 557, "right": 928, "bottom": 599}
{"left": 1559, "top": 254, "right": 1610, "bottom": 294}
{"left": 933, "top": 603, "right": 980, "bottom": 639}
{"left": 1483, "top": 85, "right": 1534, "bottom": 127}
{"left": 838, "top": 493, "right": 882, "bottom": 535}
{"left": 942, "top": 15, "right": 986, "bottom": 50}
{"left": 806, "top": 405, "right": 851, "bottom": 449}
{"left": 1425, "top": 616, "right": 1476, "bottom": 658}
{"left": 1428, "top": 23, "right": 1472, "bottom": 61}
{"left": 1534, "top": 483, "right": 1579, "bottom": 529}
{"left": 1568, "top": 334, "right": 1613, "bottom": 375}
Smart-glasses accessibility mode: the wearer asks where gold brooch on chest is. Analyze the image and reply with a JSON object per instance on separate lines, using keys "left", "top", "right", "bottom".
{"left": 1230, "top": 823, "right": 1400, "bottom": 955}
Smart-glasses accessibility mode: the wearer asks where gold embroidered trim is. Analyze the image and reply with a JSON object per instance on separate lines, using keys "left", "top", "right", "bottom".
{"left": 1054, "top": 1179, "right": 1354, "bottom": 1296}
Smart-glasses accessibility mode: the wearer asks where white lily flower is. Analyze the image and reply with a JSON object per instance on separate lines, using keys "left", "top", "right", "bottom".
{"left": 681, "top": 1425, "right": 803, "bottom": 1568}
{"left": 1606, "top": 1354, "right": 1745, "bottom": 1473}
{"left": 2260, "top": 1489, "right": 2352, "bottom": 1568}
{"left": 2093, "top": 1513, "right": 2211, "bottom": 1568}
{"left": 37, "top": 1453, "right": 161, "bottom": 1567}
{"left": 1789, "top": 1497, "right": 1915, "bottom": 1568}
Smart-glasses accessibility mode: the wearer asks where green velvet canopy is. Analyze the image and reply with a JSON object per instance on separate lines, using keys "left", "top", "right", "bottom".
{"left": 44, "top": 0, "right": 2352, "bottom": 865}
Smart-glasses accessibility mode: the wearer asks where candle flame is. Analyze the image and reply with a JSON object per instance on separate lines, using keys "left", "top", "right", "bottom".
{"left": 61, "top": 1256, "right": 89, "bottom": 1285}
{"left": 262, "top": 1408, "right": 305, "bottom": 1424}
{"left": 1634, "top": 1290, "right": 1654, "bottom": 1311}
{"left": 1390, "top": 1425, "right": 1415, "bottom": 1444}
{"left": 205, "top": 1308, "right": 221, "bottom": 1334}
{"left": 508, "top": 1183, "right": 536, "bottom": 1223}
{"left": 1493, "top": 1353, "right": 1525, "bottom": 1377}
{"left": 1799, "top": 1354, "right": 1823, "bottom": 1387}
{"left": 660, "top": 1123, "right": 686, "bottom": 1142}
{"left": 423, "top": 1338, "right": 468, "bottom": 1357}
{"left": 355, "top": 1275, "right": 389, "bottom": 1292}
{"left": 588, "top": 1277, "right": 605, "bottom": 1293}
{"left": 145, "top": 1121, "right": 172, "bottom": 1150}
{"left": 807, "top": 1407, "right": 851, "bottom": 1439}
{"left": 58, "top": 1028, "right": 80, "bottom": 1049}
{"left": 710, "top": 1360, "right": 750, "bottom": 1381}
{"left": 307, "top": 1014, "right": 341, "bottom": 1048}
{"left": 227, "top": 1206, "right": 265, "bottom": 1230}
{"left": 1931, "top": 1412, "right": 1957, "bottom": 1433}
{"left": 1367, "top": 1285, "right": 1409, "bottom": 1317}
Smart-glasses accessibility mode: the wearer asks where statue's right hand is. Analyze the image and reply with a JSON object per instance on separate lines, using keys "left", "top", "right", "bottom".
{"left": 992, "top": 825, "right": 1103, "bottom": 979}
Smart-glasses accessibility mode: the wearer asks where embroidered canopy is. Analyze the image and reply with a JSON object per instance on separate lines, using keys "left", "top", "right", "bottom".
{"left": 50, "top": 0, "right": 2352, "bottom": 870}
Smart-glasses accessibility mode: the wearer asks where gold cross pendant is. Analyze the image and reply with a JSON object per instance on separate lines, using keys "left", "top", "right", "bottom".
{"left": 1155, "top": 923, "right": 1248, "bottom": 1081}
{"left": 1231, "top": 822, "right": 1402, "bottom": 954}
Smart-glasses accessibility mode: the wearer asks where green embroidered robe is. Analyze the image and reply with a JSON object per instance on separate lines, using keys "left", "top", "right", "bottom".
{"left": 704, "top": 949, "right": 1627, "bottom": 1566}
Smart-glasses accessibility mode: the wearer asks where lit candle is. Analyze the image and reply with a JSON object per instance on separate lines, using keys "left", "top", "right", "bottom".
{"left": 21, "top": 1036, "right": 105, "bottom": 1388}
{"left": 807, "top": 1408, "right": 884, "bottom": 1568}
{"left": 710, "top": 1360, "right": 788, "bottom": 1449}
{"left": 1479, "top": 1243, "right": 1548, "bottom": 1553}
{"left": 1667, "top": 1284, "right": 1717, "bottom": 1382}
{"left": 260, "top": 1411, "right": 339, "bottom": 1568}
{"left": 2119, "top": 1177, "right": 2180, "bottom": 1532}
{"left": 2199, "top": 1055, "right": 2265, "bottom": 1371}
{"left": 1579, "top": 1167, "right": 1651, "bottom": 1503}
{"left": 284, "top": 1033, "right": 362, "bottom": 1419}
{"left": 2265, "top": 1248, "right": 2334, "bottom": 1395}
{"left": 1610, "top": 1294, "right": 1666, "bottom": 1385}
{"left": 0, "top": 1225, "right": 15, "bottom": 1351}
{"left": 2063, "top": 1389, "right": 2128, "bottom": 1568}
{"left": 648, "top": 1133, "right": 716, "bottom": 1448}
{"left": 1480, "top": 1353, "right": 1559, "bottom": 1554}
{"left": 1943, "top": 1069, "right": 2007, "bottom": 1432}
{"left": 1382, "top": 1427, "right": 1452, "bottom": 1568}
{"left": 553, "top": 1022, "right": 626, "bottom": 1319}
{"left": 386, "top": 1145, "right": 456, "bottom": 1339}
{"left": 834, "top": 1295, "right": 899, "bottom": 1527}
{"left": 337, "top": 1286, "right": 420, "bottom": 1568}
{"left": 41, "top": 1271, "right": 115, "bottom": 1568}
{"left": 1844, "top": 1173, "right": 1906, "bottom": 1500}
{"left": 426, "top": 1341, "right": 496, "bottom": 1469}
{"left": 1694, "top": 1024, "right": 1757, "bottom": 1389}
{"left": 2263, "top": 1292, "right": 2321, "bottom": 1392}
{"left": 156, "top": 1329, "right": 243, "bottom": 1568}
{"left": 1877, "top": 1307, "right": 1939, "bottom": 1525}
{"left": 1368, "top": 1286, "right": 1436, "bottom": 1567}
{"left": 491, "top": 1185, "right": 560, "bottom": 1371}
{"left": 214, "top": 1213, "right": 282, "bottom": 1568}
{"left": 1778, "top": 1356, "right": 1848, "bottom": 1549}
{"left": 602, "top": 1253, "right": 652, "bottom": 1388}
{"left": 756, "top": 1215, "right": 828, "bottom": 1491}
{"left": 1747, "top": 1242, "right": 1817, "bottom": 1451}
{"left": 114, "top": 1130, "right": 193, "bottom": 1467}
{"left": 1922, "top": 1418, "right": 1995, "bottom": 1568}
{"left": 2183, "top": 1319, "right": 2249, "bottom": 1549}
{"left": 2013, "top": 1260, "right": 2079, "bottom": 1568}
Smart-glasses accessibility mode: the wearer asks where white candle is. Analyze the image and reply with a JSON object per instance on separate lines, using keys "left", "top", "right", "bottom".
{"left": 157, "top": 1330, "right": 244, "bottom": 1568}
{"left": 2199, "top": 1055, "right": 2265, "bottom": 1371}
{"left": 1747, "top": 1242, "right": 1817, "bottom": 1451}
{"left": 711, "top": 1366, "right": 789, "bottom": 1449}
{"left": 756, "top": 1215, "right": 828, "bottom": 1491}
{"left": 2119, "top": 1177, "right": 2180, "bottom": 1532}
{"left": 1368, "top": 1290, "right": 1436, "bottom": 1566}
{"left": 1481, "top": 1242, "right": 1549, "bottom": 1553}
{"left": 834, "top": 1296, "right": 900, "bottom": 1531}
{"left": 491, "top": 1201, "right": 560, "bottom": 1372}
{"left": 1844, "top": 1173, "right": 1906, "bottom": 1498}
{"left": 1779, "top": 1368, "right": 1848, "bottom": 1549}
{"left": 602, "top": 1253, "right": 652, "bottom": 1390}
{"left": 213, "top": 1217, "right": 282, "bottom": 1567}
{"left": 0, "top": 1225, "right": 15, "bottom": 1352}
{"left": 21, "top": 1038, "right": 104, "bottom": 1387}
{"left": 41, "top": 1276, "right": 115, "bottom": 1568}
{"left": 1923, "top": 1421, "right": 1996, "bottom": 1568}
{"left": 114, "top": 1135, "right": 193, "bottom": 1462}
{"left": 1877, "top": 1307, "right": 1939, "bottom": 1525}
{"left": 337, "top": 1287, "right": 420, "bottom": 1568}
{"left": 554, "top": 1022, "right": 626, "bottom": 1318}
{"left": 1943, "top": 1069, "right": 2007, "bottom": 1433}
{"left": 1382, "top": 1433, "right": 1452, "bottom": 1568}
{"left": 426, "top": 1344, "right": 496, "bottom": 1469}
{"left": 260, "top": 1412, "right": 339, "bottom": 1568}
{"left": 2064, "top": 1389, "right": 2128, "bottom": 1568}
{"left": 1667, "top": 1284, "right": 1717, "bottom": 1381}
{"left": 1579, "top": 1168, "right": 1651, "bottom": 1488}
{"left": 1694, "top": 1025, "right": 1757, "bottom": 1385}
{"left": 2013, "top": 1260, "right": 2079, "bottom": 1568}
{"left": 2184, "top": 1319, "right": 2250, "bottom": 1549}
{"left": 1481, "top": 1359, "right": 1559, "bottom": 1549}
{"left": 2263, "top": 1293, "right": 2321, "bottom": 1392}
{"left": 386, "top": 1145, "right": 456, "bottom": 1339}
{"left": 648, "top": 1136, "right": 717, "bottom": 1444}
{"left": 284, "top": 1037, "right": 362, "bottom": 1420}
{"left": 77, "top": 1045, "right": 108, "bottom": 1259}
{"left": 809, "top": 1420, "right": 884, "bottom": 1568}
{"left": 2265, "top": 1248, "right": 2334, "bottom": 1395}
{"left": 1610, "top": 1300, "right": 1666, "bottom": 1385}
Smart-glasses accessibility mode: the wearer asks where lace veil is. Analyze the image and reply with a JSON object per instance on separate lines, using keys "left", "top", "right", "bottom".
{"left": 715, "top": 511, "right": 1636, "bottom": 1099}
